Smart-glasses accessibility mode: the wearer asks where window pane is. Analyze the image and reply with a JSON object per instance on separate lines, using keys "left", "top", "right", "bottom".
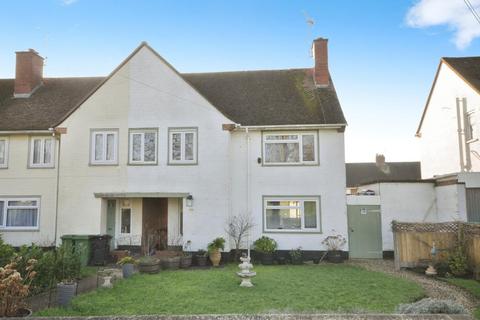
{"left": 185, "top": 132, "right": 194, "bottom": 160}
{"left": 304, "top": 201, "right": 317, "bottom": 228}
{"left": 0, "top": 140, "right": 5, "bottom": 164}
{"left": 95, "top": 134, "right": 103, "bottom": 161}
{"left": 33, "top": 139, "right": 41, "bottom": 164}
{"left": 302, "top": 135, "right": 315, "bottom": 161}
{"left": 106, "top": 134, "right": 115, "bottom": 161}
{"left": 172, "top": 133, "right": 182, "bottom": 160}
{"left": 265, "top": 143, "right": 299, "bottom": 163}
{"left": 6, "top": 208, "right": 37, "bottom": 227}
{"left": 144, "top": 132, "right": 156, "bottom": 162}
{"left": 121, "top": 208, "right": 131, "bottom": 233}
{"left": 267, "top": 200, "right": 300, "bottom": 207}
{"left": 132, "top": 134, "right": 142, "bottom": 161}
{"left": 266, "top": 208, "right": 301, "bottom": 230}
{"left": 0, "top": 201, "right": 4, "bottom": 226}
{"left": 8, "top": 200, "right": 37, "bottom": 206}
{"left": 44, "top": 139, "right": 52, "bottom": 164}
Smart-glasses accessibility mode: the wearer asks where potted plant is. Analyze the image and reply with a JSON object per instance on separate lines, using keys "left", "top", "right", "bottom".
{"left": 0, "top": 258, "right": 37, "bottom": 317}
{"left": 253, "top": 236, "right": 277, "bottom": 265}
{"left": 138, "top": 256, "right": 160, "bottom": 274}
{"left": 289, "top": 247, "right": 303, "bottom": 265}
{"left": 207, "top": 237, "right": 225, "bottom": 267}
{"left": 55, "top": 245, "right": 81, "bottom": 307}
{"left": 164, "top": 255, "right": 181, "bottom": 270}
{"left": 322, "top": 233, "right": 347, "bottom": 263}
{"left": 196, "top": 249, "right": 208, "bottom": 267}
{"left": 117, "top": 256, "right": 137, "bottom": 278}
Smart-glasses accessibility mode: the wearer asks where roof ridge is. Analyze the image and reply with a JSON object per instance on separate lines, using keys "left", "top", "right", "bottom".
{"left": 182, "top": 68, "right": 310, "bottom": 76}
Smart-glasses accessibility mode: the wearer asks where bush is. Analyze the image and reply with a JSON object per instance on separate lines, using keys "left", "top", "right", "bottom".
{"left": 117, "top": 256, "right": 137, "bottom": 265}
{"left": 448, "top": 227, "right": 469, "bottom": 277}
{"left": 253, "top": 236, "right": 277, "bottom": 254}
{"left": 207, "top": 237, "right": 225, "bottom": 253}
{"left": 0, "top": 236, "right": 15, "bottom": 267}
{"left": 16, "top": 245, "right": 55, "bottom": 294}
{"left": 54, "top": 244, "right": 81, "bottom": 284}
{"left": 396, "top": 298, "right": 467, "bottom": 314}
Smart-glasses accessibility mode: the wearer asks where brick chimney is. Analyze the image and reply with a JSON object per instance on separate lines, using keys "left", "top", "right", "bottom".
{"left": 375, "top": 153, "right": 386, "bottom": 167}
{"left": 14, "top": 49, "right": 44, "bottom": 98}
{"left": 312, "top": 38, "right": 329, "bottom": 87}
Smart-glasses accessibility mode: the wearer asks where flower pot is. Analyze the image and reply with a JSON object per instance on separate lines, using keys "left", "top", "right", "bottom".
{"left": 122, "top": 263, "right": 134, "bottom": 278}
{"left": 180, "top": 255, "right": 192, "bottom": 268}
{"left": 261, "top": 252, "right": 274, "bottom": 265}
{"left": 56, "top": 282, "right": 77, "bottom": 307}
{"left": 209, "top": 249, "right": 221, "bottom": 267}
{"left": 312, "top": 257, "right": 320, "bottom": 264}
{"left": 138, "top": 258, "right": 160, "bottom": 273}
{"left": 13, "top": 308, "right": 32, "bottom": 317}
{"left": 163, "top": 256, "right": 181, "bottom": 270}
{"left": 196, "top": 255, "right": 207, "bottom": 267}
{"left": 327, "top": 250, "right": 344, "bottom": 263}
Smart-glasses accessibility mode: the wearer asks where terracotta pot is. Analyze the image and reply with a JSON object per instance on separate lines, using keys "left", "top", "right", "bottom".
{"left": 209, "top": 249, "right": 221, "bottom": 267}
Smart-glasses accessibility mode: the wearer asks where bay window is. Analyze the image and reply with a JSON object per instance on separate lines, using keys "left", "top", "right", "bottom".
{"left": 29, "top": 136, "right": 55, "bottom": 168}
{"left": 0, "top": 198, "right": 40, "bottom": 230}
{"left": 263, "top": 196, "right": 320, "bottom": 232}
{"left": 90, "top": 129, "right": 118, "bottom": 165}
{"left": 263, "top": 132, "right": 318, "bottom": 165}
{"left": 168, "top": 128, "right": 197, "bottom": 164}
{"left": 129, "top": 129, "right": 157, "bottom": 164}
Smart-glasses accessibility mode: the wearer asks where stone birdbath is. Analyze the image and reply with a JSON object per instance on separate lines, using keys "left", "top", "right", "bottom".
{"left": 237, "top": 255, "right": 256, "bottom": 287}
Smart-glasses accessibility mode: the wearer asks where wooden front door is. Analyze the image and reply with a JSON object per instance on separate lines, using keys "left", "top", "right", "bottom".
{"left": 142, "top": 198, "right": 168, "bottom": 254}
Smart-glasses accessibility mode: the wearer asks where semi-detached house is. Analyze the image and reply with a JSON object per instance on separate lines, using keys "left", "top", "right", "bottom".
{"left": 0, "top": 38, "right": 348, "bottom": 255}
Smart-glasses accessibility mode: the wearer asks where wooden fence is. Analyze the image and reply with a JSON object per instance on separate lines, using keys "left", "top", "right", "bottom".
{"left": 392, "top": 221, "right": 480, "bottom": 271}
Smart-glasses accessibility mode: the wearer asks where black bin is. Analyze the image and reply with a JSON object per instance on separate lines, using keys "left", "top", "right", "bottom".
{"left": 89, "top": 234, "right": 111, "bottom": 266}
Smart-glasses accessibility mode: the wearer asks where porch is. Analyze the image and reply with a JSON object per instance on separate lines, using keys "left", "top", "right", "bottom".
{"left": 95, "top": 192, "right": 189, "bottom": 255}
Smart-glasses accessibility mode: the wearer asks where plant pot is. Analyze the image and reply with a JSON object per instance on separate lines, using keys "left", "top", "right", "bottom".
{"left": 56, "top": 282, "right": 77, "bottom": 307}
{"left": 261, "top": 252, "right": 275, "bottom": 265}
{"left": 122, "top": 263, "right": 134, "bottom": 278}
{"left": 12, "top": 308, "right": 32, "bottom": 317}
{"left": 138, "top": 258, "right": 160, "bottom": 274}
{"left": 163, "top": 256, "right": 181, "bottom": 270}
{"left": 209, "top": 249, "right": 221, "bottom": 267}
{"left": 327, "top": 250, "right": 344, "bottom": 263}
{"left": 196, "top": 255, "right": 207, "bottom": 267}
{"left": 180, "top": 255, "right": 192, "bottom": 268}
{"left": 291, "top": 257, "right": 303, "bottom": 265}
{"left": 312, "top": 257, "right": 320, "bottom": 264}
{"left": 277, "top": 256, "right": 286, "bottom": 265}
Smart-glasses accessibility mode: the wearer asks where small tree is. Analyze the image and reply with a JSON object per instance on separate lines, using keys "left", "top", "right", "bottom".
{"left": 225, "top": 214, "right": 254, "bottom": 262}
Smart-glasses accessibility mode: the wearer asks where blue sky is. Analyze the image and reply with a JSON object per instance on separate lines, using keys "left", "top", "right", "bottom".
{"left": 2, "top": 0, "right": 480, "bottom": 162}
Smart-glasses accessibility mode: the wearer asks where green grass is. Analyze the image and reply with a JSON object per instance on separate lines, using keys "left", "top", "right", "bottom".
{"left": 37, "top": 264, "right": 424, "bottom": 316}
{"left": 444, "top": 278, "right": 480, "bottom": 319}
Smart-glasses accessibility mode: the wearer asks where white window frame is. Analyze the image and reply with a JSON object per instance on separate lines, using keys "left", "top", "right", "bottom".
{"left": 29, "top": 136, "right": 55, "bottom": 168}
{"left": 262, "top": 131, "right": 318, "bottom": 166}
{"left": 0, "top": 197, "right": 40, "bottom": 230}
{"left": 168, "top": 128, "right": 198, "bottom": 165}
{"left": 128, "top": 129, "right": 158, "bottom": 165}
{"left": 90, "top": 129, "right": 119, "bottom": 165}
{"left": 466, "top": 110, "right": 477, "bottom": 143}
{"left": 119, "top": 207, "right": 132, "bottom": 235}
{"left": 0, "top": 137, "right": 9, "bottom": 169}
{"left": 263, "top": 196, "right": 321, "bottom": 233}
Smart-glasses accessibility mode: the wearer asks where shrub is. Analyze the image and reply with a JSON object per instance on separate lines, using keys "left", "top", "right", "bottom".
{"left": 253, "top": 236, "right": 277, "bottom": 254}
{"left": 207, "top": 237, "right": 225, "bottom": 253}
{"left": 448, "top": 226, "right": 469, "bottom": 277}
{"left": 396, "top": 298, "right": 467, "bottom": 314}
{"left": 54, "top": 244, "right": 81, "bottom": 284}
{"left": 322, "top": 233, "right": 347, "bottom": 251}
{"left": 0, "top": 236, "right": 15, "bottom": 267}
{"left": 289, "top": 247, "right": 303, "bottom": 260}
{"left": 117, "top": 256, "right": 137, "bottom": 265}
{"left": 0, "top": 257, "right": 37, "bottom": 317}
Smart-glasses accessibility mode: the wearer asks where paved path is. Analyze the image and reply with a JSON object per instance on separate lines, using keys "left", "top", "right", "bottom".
{"left": 347, "top": 259, "right": 479, "bottom": 315}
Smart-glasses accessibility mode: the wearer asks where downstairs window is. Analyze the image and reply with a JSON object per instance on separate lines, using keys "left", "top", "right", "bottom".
{"left": 263, "top": 196, "right": 320, "bottom": 232}
{"left": 0, "top": 198, "right": 40, "bottom": 230}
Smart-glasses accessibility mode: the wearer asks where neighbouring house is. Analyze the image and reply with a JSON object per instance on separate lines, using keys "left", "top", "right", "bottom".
{"left": 0, "top": 39, "right": 348, "bottom": 255}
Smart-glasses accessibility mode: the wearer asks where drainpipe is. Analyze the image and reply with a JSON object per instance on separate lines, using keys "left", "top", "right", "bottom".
{"left": 456, "top": 98, "right": 466, "bottom": 172}
{"left": 462, "top": 98, "right": 472, "bottom": 171}
{"left": 51, "top": 129, "right": 61, "bottom": 247}
{"left": 245, "top": 127, "right": 251, "bottom": 258}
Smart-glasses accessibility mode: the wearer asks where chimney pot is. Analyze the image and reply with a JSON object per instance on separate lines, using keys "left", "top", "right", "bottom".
{"left": 312, "top": 38, "right": 329, "bottom": 87}
{"left": 14, "top": 49, "right": 44, "bottom": 98}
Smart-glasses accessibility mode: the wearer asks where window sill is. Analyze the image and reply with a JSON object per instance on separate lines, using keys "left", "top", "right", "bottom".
{"left": 0, "top": 228, "right": 40, "bottom": 232}
{"left": 28, "top": 165, "right": 55, "bottom": 169}
{"left": 127, "top": 162, "right": 158, "bottom": 166}
{"left": 263, "top": 230, "right": 322, "bottom": 234}
{"left": 262, "top": 163, "right": 319, "bottom": 167}
{"left": 168, "top": 162, "right": 198, "bottom": 166}
{"left": 89, "top": 162, "right": 119, "bottom": 166}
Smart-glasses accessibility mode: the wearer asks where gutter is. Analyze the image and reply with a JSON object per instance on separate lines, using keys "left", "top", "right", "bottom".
{"left": 0, "top": 130, "right": 52, "bottom": 135}
{"left": 233, "top": 123, "right": 346, "bottom": 131}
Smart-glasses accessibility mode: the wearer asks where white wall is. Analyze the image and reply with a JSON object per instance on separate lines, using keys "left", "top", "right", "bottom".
{"left": 435, "top": 184, "right": 468, "bottom": 222}
{"left": 419, "top": 62, "right": 480, "bottom": 178}
{"left": 0, "top": 135, "right": 58, "bottom": 246}
{"left": 230, "top": 129, "right": 348, "bottom": 251}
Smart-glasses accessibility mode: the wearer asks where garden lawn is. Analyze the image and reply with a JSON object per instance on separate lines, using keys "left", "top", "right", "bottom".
{"left": 37, "top": 264, "right": 424, "bottom": 316}
{"left": 444, "top": 278, "right": 480, "bottom": 319}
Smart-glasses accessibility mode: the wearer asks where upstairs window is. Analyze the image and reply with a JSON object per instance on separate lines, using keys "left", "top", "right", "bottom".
{"left": 29, "top": 137, "right": 55, "bottom": 168}
{"left": 129, "top": 129, "right": 157, "bottom": 164}
{"left": 263, "top": 196, "right": 320, "bottom": 232}
{"left": 0, "top": 138, "right": 8, "bottom": 168}
{"left": 0, "top": 198, "right": 40, "bottom": 230}
{"left": 90, "top": 130, "right": 118, "bottom": 165}
{"left": 263, "top": 132, "right": 318, "bottom": 165}
{"left": 168, "top": 128, "right": 197, "bottom": 165}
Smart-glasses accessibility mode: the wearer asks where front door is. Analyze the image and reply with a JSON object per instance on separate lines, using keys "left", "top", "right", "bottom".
{"left": 106, "top": 200, "right": 116, "bottom": 250}
{"left": 347, "top": 205, "right": 382, "bottom": 259}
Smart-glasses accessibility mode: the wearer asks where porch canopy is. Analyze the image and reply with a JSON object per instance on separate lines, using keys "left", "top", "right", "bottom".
{"left": 94, "top": 192, "right": 189, "bottom": 198}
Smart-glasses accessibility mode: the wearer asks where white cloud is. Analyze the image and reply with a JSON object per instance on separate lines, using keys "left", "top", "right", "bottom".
{"left": 61, "top": 0, "right": 78, "bottom": 5}
{"left": 406, "top": 0, "right": 480, "bottom": 49}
